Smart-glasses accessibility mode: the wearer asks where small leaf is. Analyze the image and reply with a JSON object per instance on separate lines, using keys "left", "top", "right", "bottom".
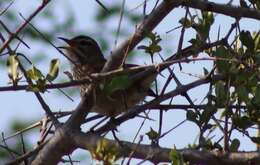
{"left": 36, "top": 79, "right": 47, "bottom": 92}
{"left": 202, "top": 11, "right": 214, "bottom": 26}
{"left": 6, "top": 55, "right": 20, "bottom": 85}
{"left": 215, "top": 81, "right": 227, "bottom": 106}
{"left": 236, "top": 85, "right": 249, "bottom": 103}
{"left": 240, "top": 31, "right": 255, "bottom": 51}
{"left": 214, "top": 46, "right": 231, "bottom": 74}
{"left": 188, "top": 38, "right": 198, "bottom": 45}
{"left": 230, "top": 138, "right": 240, "bottom": 151}
{"left": 26, "top": 66, "right": 43, "bottom": 81}
{"left": 139, "top": 31, "right": 162, "bottom": 56}
{"left": 200, "top": 105, "right": 217, "bottom": 124}
{"left": 91, "top": 139, "right": 120, "bottom": 164}
{"left": 179, "top": 17, "right": 192, "bottom": 28}
{"left": 186, "top": 110, "right": 199, "bottom": 124}
{"left": 146, "top": 127, "right": 159, "bottom": 140}
{"left": 103, "top": 75, "right": 132, "bottom": 95}
{"left": 233, "top": 115, "right": 253, "bottom": 130}
{"left": 27, "top": 84, "right": 40, "bottom": 92}
{"left": 149, "top": 43, "right": 162, "bottom": 54}
{"left": 26, "top": 79, "right": 47, "bottom": 93}
{"left": 46, "top": 59, "right": 60, "bottom": 81}
{"left": 169, "top": 147, "right": 183, "bottom": 165}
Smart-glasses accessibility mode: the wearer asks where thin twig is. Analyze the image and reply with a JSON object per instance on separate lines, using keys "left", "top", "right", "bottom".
{"left": 0, "top": 1, "right": 14, "bottom": 16}
{"left": 114, "top": 0, "right": 126, "bottom": 47}
{"left": 0, "top": 0, "right": 51, "bottom": 54}
{"left": 17, "top": 57, "right": 60, "bottom": 127}
{"left": 95, "top": 0, "right": 109, "bottom": 12}
{"left": 0, "top": 57, "right": 229, "bottom": 92}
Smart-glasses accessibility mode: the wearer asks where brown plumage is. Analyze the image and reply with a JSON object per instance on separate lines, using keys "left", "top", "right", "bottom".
{"left": 59, "top": 35, "right": 156, "bottom": 116}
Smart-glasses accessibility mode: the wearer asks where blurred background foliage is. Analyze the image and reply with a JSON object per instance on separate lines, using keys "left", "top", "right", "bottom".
{"left": 0, "top": 0, "right": 143, "bottom": 161}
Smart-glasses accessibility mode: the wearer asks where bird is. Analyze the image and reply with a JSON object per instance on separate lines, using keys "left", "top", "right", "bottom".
{"left": 59, "top": 35, "right": 157, "bottom": 116}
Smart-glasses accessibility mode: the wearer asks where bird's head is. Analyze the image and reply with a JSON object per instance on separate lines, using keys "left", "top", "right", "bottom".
{"left": 59, "top": 35, "right": 106, "bottom": 65}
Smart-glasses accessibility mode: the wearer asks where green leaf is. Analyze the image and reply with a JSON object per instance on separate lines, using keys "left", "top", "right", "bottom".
{"left": 232, "top": 115, "right": 253, "bottom": 130}
{"left": 27, "top": 84, "right": 41, "bottom": 92}
{"left": 215, "top": 81, "right": 226, "bottom": 106}
{"left": 46, "top": 59, "right": 60, "bottom": 81}
{"left": 138, "top": 32, "right": 162, "bottom": 56}
{"left": 230, "top": 138, "right": 240, "bottom": 151}
{"left": 36, "top": 79, "right": 47, "bottom": 92}
{"left": 200, "top": 137, "right": 213, "bottom": 149}
{"left": 169, "top": 147, "right": 183, "bottom": 165}
{"left": 146, "top": 31, "right": 161, "bottom": 43}
{"left": 192, "top": 12, "right": 214, "bottom": 43}
{"left": 6, "top": 55, "right": 20, "bottom": 85}
{"left": 200, "top": 105, "right": 217, "bottom": 124}
{"left": 214, "top": 46, "right": 231, "bottom": 74}
{"left": 26, "top": 66, "right": 43, "bottom": 81}
{"left": 240, "top": 31, "right": 255, "bottom": 51}
{"left": 202, "top": 11, "right": 214, "bottom": 26}
{"left": 146, "top": 127, "right": 159, "bottom": 140}
{"left": 236, "top": 85, "right": 249, "bottom": 103}
{"left": 186, "top": 110, "right": 199, "bottom": 124}
{"left": 91, "top": 139, "right": 120, "bottom": 164}
{"left": 26, "top": 79, "right": 47, "bottom": 93}
{"left": 179, "top": 18, "right": 192, "bottom": 28}
{"left": 149, "top": 43, "right": 162, "bottom": 54}
{"left": 102, "top": 75, "right": 132, "bottom": 95}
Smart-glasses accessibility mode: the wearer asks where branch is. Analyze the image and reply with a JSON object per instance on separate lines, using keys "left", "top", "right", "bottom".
{"left": 29, "top": 0, "right": 254, "bottom": 164}
{"left": 102, "top": 0, "right": 260, "bottom": 73}
{"left": 31, "top": 1, "right": 183, "bottom": 163}
{"left": 0, "top": 57, "right": 220, "bottom": 92}
{"left": 6, "top": 139, "right": 49, "bottom": 165}
{"left": 18, "top": 58, "right": 60, "bottom": 127}
{"left": 72, "top": 131, "right": 260, "bottom": 165}
{"left": 181, "top": 0, "right": 260, "bottom": 20}
{"left": 101, "top": 0, "right": 182, "bottom": 72}
{"left": 0, "top": 0, "right": 51, "bottom": 54}
{"left": 31, "top": 93, "right": 94, "bottom": 165}
{"left": 94, "top": 74, "right": 224, "bottom": 134}
{"left": 145, "top": 104, "right": 247, "bottom": 110}
{"left": 30, "top": 127, "right": 76, "bottom": 165}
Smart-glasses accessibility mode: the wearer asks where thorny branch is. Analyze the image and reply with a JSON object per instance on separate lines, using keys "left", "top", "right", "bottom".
{"left": 0, "top": 57, "right": 226, "bottom": 92}
{"left": 0, "top": 0, "right": 51, "bottom": 53}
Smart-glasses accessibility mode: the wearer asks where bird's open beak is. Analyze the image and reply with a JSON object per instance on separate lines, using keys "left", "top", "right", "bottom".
{"left": 58, "top": 37, "right": 76, "bottom": 50}
{"left": 58, "top": 37, "right": 70, "bottom": 43}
